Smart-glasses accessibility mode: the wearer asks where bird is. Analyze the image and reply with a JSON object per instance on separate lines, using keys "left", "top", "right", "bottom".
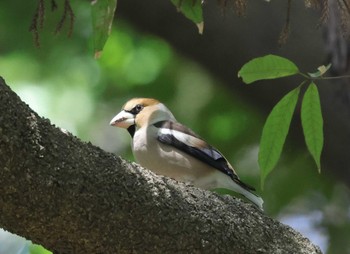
{"left": 110, "top": 98, "right": 263, "bottom": 210}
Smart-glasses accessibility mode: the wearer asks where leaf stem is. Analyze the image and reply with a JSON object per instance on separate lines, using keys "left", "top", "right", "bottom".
{"left": 313, "top": 75, "right": 350, "bottom": 80}
{"left": 299, "top": 72, "right": 350, "bottom": 81}
{"left": 298, "top": 72, "right": 309, "bottom": 79}
{"left": 299, "top": 80, "right": 309, "bottom": 87}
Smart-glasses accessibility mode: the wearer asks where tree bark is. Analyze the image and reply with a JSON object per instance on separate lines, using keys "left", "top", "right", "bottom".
{"left": 0, "top": 77, "right": 321, "bottom": 253}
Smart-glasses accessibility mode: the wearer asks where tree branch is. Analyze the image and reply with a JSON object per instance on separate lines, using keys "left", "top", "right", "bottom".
{"left": 0, "top": 77, "right": 321, "bottom": 253}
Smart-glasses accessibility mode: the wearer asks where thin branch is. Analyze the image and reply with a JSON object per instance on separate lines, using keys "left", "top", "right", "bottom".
{"left": 216, "top": 0, "right": 246, "bottom": 16}
{"left": 337, "top": 0, "right": 350, "bottom": 36}
{"left": 319, "top": 0, "right": 329, "bottom": 25}
{"left": 339, "top": 0, "right": 350, "bottom": 13}
{"left": 278, "top": 0, "right": 292, "bottom": 46}
{"left": 55, "top": 0, "right": 75, "bottom": 37}
{"left": 29, "top": 0, "right": 45, "bottom": 48}
{"left": 51, "top": 0, "right": 58, "bottom": 11}
{"left": 29, "top": 0, "right": 75, "bottom": 48}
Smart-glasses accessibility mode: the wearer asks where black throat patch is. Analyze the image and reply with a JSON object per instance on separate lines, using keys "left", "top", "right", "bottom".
{"left": 127, "top": 125, "right": 136, "bottom": 137}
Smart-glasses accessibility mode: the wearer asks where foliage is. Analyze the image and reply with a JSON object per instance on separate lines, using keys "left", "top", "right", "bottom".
{"left": 29, "top": 244, "right": 52, "bottom": 254}
{"left": 30, "top": 0, "right": 74, "bottom": 47}
{"left": 301, "top": 83, "right": 323, "bottom": 171}
{"left": 91, "top": 0, "right": 117, "bottom": 58}
{"left": 258, "top": 86, "right": 300, "bottom": 188}
{"left": 28, "top": 0, "right": 350, "bottom": 56}
{"left": 170, "top": 0, "right": 203, "bottom": 33}
{"left": 238, "top": 55, "right": 299, "bottom": 84}
{"left": 238, "top": 55, "right": 325, "bottom": 188}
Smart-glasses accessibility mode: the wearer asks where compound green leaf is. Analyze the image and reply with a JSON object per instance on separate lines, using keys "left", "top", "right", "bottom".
{"left": 259, "top": 86, "right": 300, "bottom": 188}
{"left": 171, "top": 0, "right": 203, "bottom": 34}
{"left": 91, "top": 0, "right": 117, "bottom": 58}
{"left": 301, "top": 83, "right": 323, "bottom": 172}
{"left": 238, "top": 55, "right": 299, "bottom": 84}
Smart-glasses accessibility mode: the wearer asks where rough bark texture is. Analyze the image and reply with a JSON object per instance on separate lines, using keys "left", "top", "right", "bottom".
{"left": 0, "top": 77, "right": 322, "bottom": 253}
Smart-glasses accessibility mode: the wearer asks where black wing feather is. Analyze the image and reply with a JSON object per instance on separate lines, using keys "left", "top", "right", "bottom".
{"left": 155, "top": 120, "right": 255, "bottom": 191}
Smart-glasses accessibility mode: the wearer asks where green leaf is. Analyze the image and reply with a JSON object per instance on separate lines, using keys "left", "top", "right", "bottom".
{"left": 259, "top": 87, "right": 300, "bottom": 188}
{"left": 301, "top": 83, "right": 323, "bottom": 172}
{"left": 29, "top": 244, "right": 52, "bottom": 254}
{"left": 307, "top": 63, "right": 332, "bottom": 78}
{"left": 171, "top": 0, "right": 204, "bottom": 34}
{"left": 238, "top": 55, "right": 299, "bottom": 84}
{"left": 91, "top": 0, "right": 117, "bottom": 58}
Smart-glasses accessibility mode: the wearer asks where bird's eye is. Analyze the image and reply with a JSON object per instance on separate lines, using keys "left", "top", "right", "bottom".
{"left": 132, "top": 104, "right": 144, "bottom": 114}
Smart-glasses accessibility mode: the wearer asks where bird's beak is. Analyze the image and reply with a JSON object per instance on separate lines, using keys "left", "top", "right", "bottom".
{"left": 110, "top": 110, "right": 135, "bottom": 128}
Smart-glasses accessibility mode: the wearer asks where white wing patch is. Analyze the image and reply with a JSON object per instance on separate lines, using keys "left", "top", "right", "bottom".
{"left": 158, "top": 128, "right": 205, "bottom": 148}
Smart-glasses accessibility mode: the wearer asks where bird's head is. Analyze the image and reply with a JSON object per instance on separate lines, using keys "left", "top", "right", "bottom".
{"left": 110, "top": 98, "right": 175, "bottom": 137}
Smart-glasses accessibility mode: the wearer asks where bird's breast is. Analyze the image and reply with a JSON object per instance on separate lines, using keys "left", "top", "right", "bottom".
{"left": 131, "top": 126, "right": 213, "bottom": 184}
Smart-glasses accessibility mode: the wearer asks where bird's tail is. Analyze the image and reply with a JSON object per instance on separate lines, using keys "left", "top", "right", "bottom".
{"left": 233, "top": 178, "right": 264, "bottom": 211}
{"left": 213, "top": 173, "right": 264, "bottom": 211}
{"left": 238, "top": 187, "right": 264, "bottom": 211}
{"left": 214, "top": 186, "right": 264, "bottom": 211}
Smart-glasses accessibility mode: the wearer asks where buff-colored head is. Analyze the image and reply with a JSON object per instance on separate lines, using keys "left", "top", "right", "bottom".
{"left": 110, "top": 98, "right": 175, "bottom": 131}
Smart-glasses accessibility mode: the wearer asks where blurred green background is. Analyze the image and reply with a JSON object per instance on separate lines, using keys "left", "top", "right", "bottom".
{"left": 0, "top": 1, "right": 349, "bottom": 254}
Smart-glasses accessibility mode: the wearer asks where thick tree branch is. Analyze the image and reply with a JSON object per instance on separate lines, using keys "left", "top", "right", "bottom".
{"left": 0, "top": 77, "right": 321, "bottom": 253}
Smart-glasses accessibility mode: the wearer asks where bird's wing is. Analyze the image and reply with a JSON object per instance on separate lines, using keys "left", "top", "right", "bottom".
{"left": 154, "top": 120, "right": 255, "bottom": 191}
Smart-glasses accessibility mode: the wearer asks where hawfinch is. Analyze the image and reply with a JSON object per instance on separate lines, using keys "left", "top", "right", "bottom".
{"left": 110, "top": 98, "right": 263, "bottom": 210}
